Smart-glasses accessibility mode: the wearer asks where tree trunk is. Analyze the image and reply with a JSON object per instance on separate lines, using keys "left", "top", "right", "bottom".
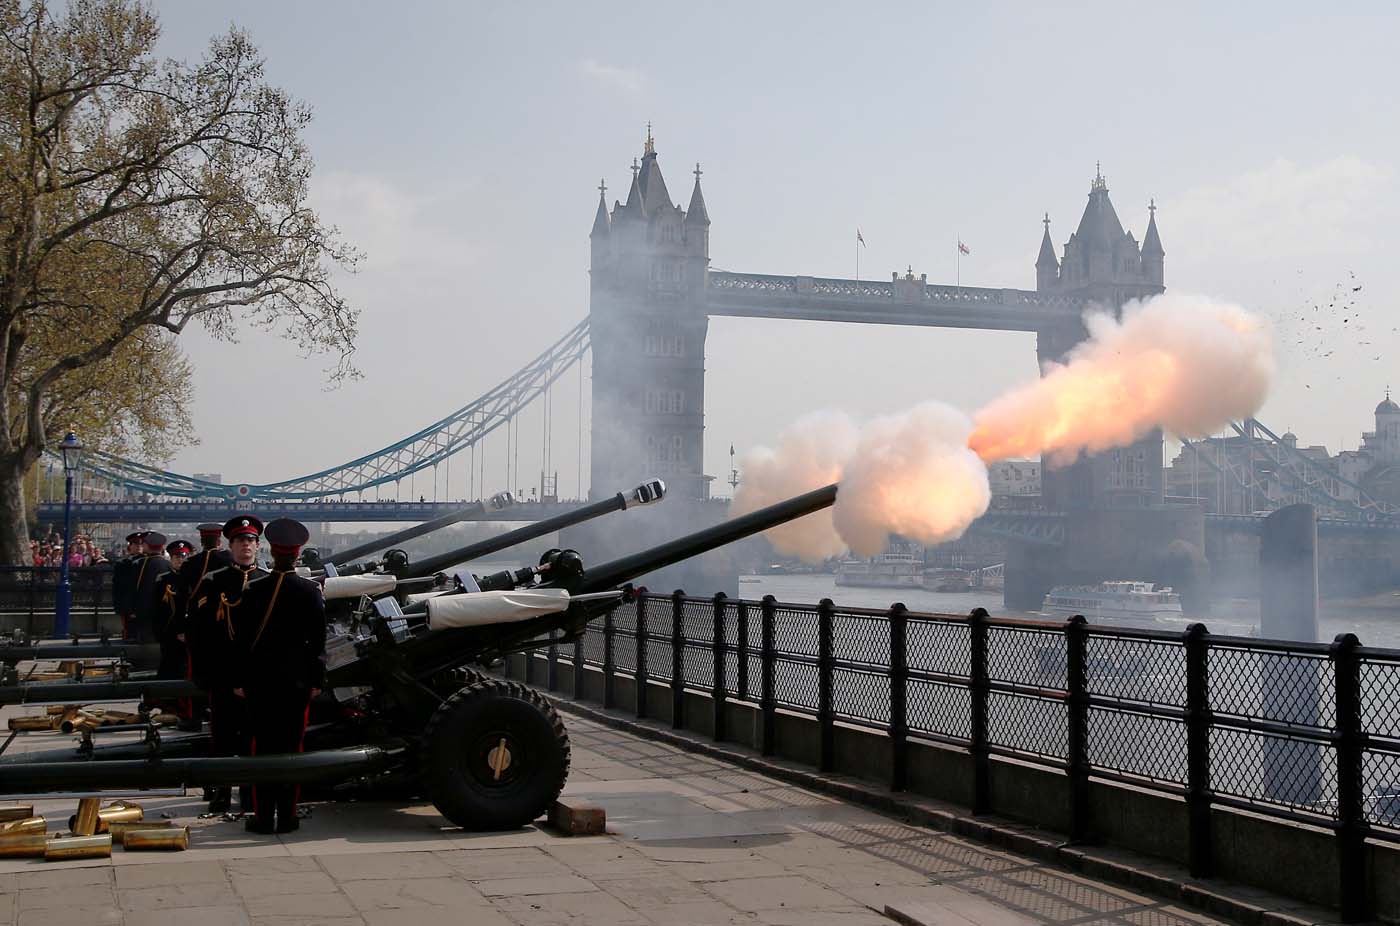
{"left": 0, "top": 457, "right": 33, "bottom": 565}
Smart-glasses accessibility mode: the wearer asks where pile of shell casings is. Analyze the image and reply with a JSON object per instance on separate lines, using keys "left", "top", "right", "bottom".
{"left": 6, "top": 704, "right": 150, "bottom": 733}
{"left": 0, "top": 798, "right": 188, "bottom": 859}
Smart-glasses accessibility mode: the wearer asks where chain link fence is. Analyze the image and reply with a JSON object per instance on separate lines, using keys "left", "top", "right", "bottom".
{"left": 534, "top": 590, "right": 1400, "bottom": 922}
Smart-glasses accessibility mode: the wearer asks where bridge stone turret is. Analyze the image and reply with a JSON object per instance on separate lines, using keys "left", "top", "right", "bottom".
{"left": 1035, "top": 166, "right": 1167, "bottom": 512}
{"left": 588, "top": 131, "right": 712, "bottom": 503}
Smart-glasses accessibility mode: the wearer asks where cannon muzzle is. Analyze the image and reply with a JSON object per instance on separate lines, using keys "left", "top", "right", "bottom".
{"left": 404, "top": 479, "right": 666, "bottom": 579}
{"left": 327, "top": 491, "right": 514, "bottom": 567}
{"left": 574, "top": 482, "right": 839, "bottom": 593}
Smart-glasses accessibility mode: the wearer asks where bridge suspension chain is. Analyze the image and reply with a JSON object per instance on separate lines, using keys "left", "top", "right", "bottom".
{"left": 64, "top": 318, "right": 592, "bottom": 501}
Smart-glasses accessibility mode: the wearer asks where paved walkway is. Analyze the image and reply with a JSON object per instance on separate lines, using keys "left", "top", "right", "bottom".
{"left": 0, "top": 707, "right": 1240, "bottom": 925}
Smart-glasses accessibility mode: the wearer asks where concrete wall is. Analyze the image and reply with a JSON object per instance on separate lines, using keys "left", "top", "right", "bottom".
{"left": 515, "top": 653, "right": 1400, "bottom": 920}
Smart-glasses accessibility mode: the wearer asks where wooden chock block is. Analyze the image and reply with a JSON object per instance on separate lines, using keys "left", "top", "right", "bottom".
{"left": 547, "top": 798, "right": 605, "bottom": 836}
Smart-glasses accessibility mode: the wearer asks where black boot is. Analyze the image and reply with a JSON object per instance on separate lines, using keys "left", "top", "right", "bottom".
{"left": 244, "top": 816, "right": 275, "bottom": 834}
{"left": 208, "top": 788, "right": 231, "bottom": 814}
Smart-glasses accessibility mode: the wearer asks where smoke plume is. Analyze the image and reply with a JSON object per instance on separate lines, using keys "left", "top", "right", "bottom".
{"left": 729, "top": 410, "right": 856, "bottom": 560}
{"left": 733, "top": 292, "right": 1273, "bottom": 562}
{"left": 970, "top": 292, "right": 1274, "bottom": 464}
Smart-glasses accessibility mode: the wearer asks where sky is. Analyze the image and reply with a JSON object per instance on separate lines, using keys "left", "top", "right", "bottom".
{"left": 147, "top": 1, "right": 1400, "bottom": 501}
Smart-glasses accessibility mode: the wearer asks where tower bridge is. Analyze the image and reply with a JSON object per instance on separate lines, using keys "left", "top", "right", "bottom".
{"left": 59, "top": 136, "right": 1399, "bottom": 600}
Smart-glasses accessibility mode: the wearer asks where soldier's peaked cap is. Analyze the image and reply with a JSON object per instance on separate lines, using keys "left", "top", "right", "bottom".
{"left": 125, "top": 531, "right": 147, "bottom": 543}
{"left": 265, "top": 518, "right": 310, "bottom": 556}
{"left": 196, "top": 523, "right": 222, "bottom": 538}
{"left": 166, "top": 540, "right": 194, "bottom": 555}
{"left": 222, "top": 515, "right": 264, "bottom": 540}
{"left": 143, "top": 531, "right": 167, "bottom": 548}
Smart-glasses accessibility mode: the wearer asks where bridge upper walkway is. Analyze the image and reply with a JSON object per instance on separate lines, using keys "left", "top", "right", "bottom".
{"left": 705, "top": 271, "right": 1087, "bottom": 331}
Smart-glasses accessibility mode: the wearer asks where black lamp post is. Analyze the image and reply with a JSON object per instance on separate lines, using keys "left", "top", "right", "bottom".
{"left": 53, "top": 430, "right": 83, "bottom": 638}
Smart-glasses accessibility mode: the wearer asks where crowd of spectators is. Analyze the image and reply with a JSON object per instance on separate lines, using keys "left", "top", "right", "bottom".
{"left": 27, "top": 530, "right": 108, "bottom": 567}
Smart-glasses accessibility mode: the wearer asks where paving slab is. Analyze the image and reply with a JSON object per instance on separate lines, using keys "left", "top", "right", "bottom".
{"left": 0, "top": 702, "right": 1264, "bottom": 926}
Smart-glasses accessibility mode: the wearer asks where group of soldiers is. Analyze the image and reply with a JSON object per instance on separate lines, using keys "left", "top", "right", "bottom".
{"left": 110, "top": 516, "right": 327, "bottom": 835}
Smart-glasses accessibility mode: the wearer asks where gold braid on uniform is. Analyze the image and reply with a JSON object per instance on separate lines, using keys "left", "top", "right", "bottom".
{"left": 250, "top": 571, "right": 290, "bottom": 650}
{"left": 215, "top": 568, "right": 256, "bottom": 642}
{"left": 160, "top": 583, "right": 178, "bottom": 629}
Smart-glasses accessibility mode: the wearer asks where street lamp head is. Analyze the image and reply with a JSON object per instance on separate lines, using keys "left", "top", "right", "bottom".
{"left": 58, "top": 430, "right": 82, "bottom": 474}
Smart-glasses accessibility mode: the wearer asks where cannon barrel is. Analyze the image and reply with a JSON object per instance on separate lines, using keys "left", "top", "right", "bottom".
{"left": 329, "top": 491, "right": 514, "bottom": 566}
{"left": 0, "top": 643, "right": 159, "bottom": 666}
{"left": 576, "top": 482, "right": 839, "bottom": 593}
{"left": 0, "top": 678, "right": 198, "bottom": 706}
{"left": 0, "top": 745, "right": 396, "bottom": 791}
{"left": 404, "top": 479, "right": 665, "bottom": 580}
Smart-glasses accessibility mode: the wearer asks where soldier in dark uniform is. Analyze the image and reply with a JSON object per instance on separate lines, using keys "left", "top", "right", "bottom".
{"left": 174, "top": 523, "right": 233, "bottom": 735}
{"left": 110, "top": 531, "right": 147, "bottom": 641}
{"left": 130, "top": 532, "right": 169, "bottom": 643}
{"left": 152, "top": 540, "right": 194, "bottom": 720}
{"left": 187, "top": 515, "right": 265, "bottom": 813}
{"left": 231, "top": 518, "right": 325, "bottom": 834}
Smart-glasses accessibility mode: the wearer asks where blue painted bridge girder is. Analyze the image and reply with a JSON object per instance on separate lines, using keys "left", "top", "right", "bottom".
{"left": 37, "top": 499, "right": 579, "bottom": 525}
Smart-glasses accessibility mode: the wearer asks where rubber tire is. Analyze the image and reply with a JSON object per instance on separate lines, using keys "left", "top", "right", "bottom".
{"left": 421, "top": 679, "right": 570, "bottom": 830}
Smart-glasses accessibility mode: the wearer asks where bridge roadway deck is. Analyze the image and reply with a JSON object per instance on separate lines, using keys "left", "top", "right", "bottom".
{"left": 0, "top": 698, "right": 1277, "bottom": 926}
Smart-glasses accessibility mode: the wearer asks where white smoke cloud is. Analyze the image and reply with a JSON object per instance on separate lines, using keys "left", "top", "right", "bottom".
{"left": 735, "top": 292, "right": 1272, "bottom": 563}
{"left": 730, "top": 410, "right": 856, "bottom": 561}
{"left": 732, "top": 405, "right": 991, "bottom": 562}
{"left": 970, "top": 292, "right": 1274, "bottom": 464}
{"left": 833, "top": 403, "right": 990, "bottom": 557}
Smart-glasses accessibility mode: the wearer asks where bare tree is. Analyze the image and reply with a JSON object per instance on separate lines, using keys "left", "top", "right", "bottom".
{"left": 0, "top": 0, "right": 359, "bottom": 562}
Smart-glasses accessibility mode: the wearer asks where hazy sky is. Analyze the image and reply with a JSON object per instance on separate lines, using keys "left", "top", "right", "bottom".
{"left": 148, "top": 2, "right": 1400, "bottom": 500}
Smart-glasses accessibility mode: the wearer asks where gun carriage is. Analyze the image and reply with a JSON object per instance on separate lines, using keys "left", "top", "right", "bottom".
{"left": 0, "top": 481, "right": 838, "bottom": 831}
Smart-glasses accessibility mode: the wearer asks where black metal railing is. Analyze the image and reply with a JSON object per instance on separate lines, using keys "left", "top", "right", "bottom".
{"left": 0, "top": 566, "right": 114, "bottom": 637}
{"left": 535, "top": 590, "right": 1400, "bottom": 923}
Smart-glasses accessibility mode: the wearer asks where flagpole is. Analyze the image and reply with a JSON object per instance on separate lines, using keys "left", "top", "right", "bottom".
{"left": 855, "top": 230, "right": 860, "bottom": 282}
{"left": 956, "top": 236, "right": 961, "bottom": 287}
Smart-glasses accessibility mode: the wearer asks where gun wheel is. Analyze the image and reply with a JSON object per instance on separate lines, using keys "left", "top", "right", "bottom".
{"left": 421, "top": 679, "right": 569, "bottom": 830}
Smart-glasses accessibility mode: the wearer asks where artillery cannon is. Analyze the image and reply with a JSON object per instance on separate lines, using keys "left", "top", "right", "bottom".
{"left": 0, "top": 482, "right": 839, "bottom": 832}
{"left": 309, "top": 490, "right": 516, "bottom": 572}
{"left": 0, "top": 484, "right": 655, "bottom": 691}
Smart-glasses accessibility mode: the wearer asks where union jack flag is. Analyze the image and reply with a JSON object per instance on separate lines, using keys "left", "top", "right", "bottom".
{"left": 958, "top": 240, "right": 971, "bottom": 256}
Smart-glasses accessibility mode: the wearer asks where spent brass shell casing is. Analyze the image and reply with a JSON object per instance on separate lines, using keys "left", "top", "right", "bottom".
{"left": 109, "top": 819, "right": 172, "bottom": 844}
{"left": 122, "top": 826, "right": 188, "bottom": 851}
{"left": 71, "top": 797, "right": 101, "bottom": 836}
{"left": 0, "top": 805, "right": 34, "bottom": 823}
{"left": 0, "top": 816, "right": 45, "bottom": 835}
{"left": 45, "top": 704, "right": 75, "bottom": 715}
{"left": 6, "top": 716, "right": 54, "bottom": 731}
{"left": 59, "top": 711, "right": 101, "bottom": 734}
{"left": 0, "top": 833, "right": 46, "bottom": 857}
{"left": 68, "top": 803, "right": 143, "bottom": 833}
{"left": 44, "top": 833, "right": 111, "bottom": 861}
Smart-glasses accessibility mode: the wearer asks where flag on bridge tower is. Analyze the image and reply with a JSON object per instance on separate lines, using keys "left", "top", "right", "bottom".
{"left": 958, "top": 240, "right": 971, "bottom": 255}
{"left": 856, "top": 229, "right": 866, "bottom": 247}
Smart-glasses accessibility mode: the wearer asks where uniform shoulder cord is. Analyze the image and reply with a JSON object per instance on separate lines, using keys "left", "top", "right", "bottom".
{"left": 161, "top": 581, "right": 178, "bottom": 628}
{"left": 216, "top": 567, "right": 256, "bottom": 642}
{"left": 134, "top": 556, "right": 148, "bottom": 590}
{"left": 250, "top": 571, "right": 290, "bottom": 650}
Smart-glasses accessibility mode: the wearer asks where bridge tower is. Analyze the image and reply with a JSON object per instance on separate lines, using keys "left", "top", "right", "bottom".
{"left": 1034, "top": 166, "right": 1166, "bottom": 510}
{"left": 588, "top": 131, "right": 712, "bottom": 502}
{"left": 1005, "top": 169, "right": 1196, "bottom": 610}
